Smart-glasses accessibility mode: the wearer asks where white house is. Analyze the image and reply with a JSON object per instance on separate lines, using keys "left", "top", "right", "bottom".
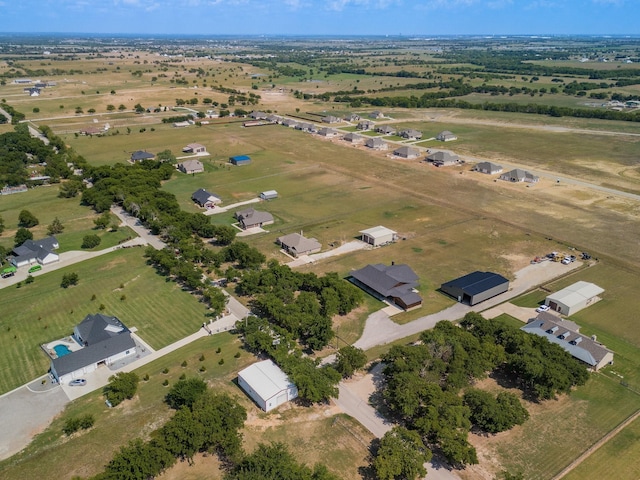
{"left": 260, "top": 190, "right": 278, "bottom": 200}
{"left": 545, "top": 281, "right": 604, "bottom": 316}
{"left": 237, "top": 360, "right": 298, "bottom": 412}
{"left": 359, "top": 226, "right": 398, "bottom": 247}
{"left": 49, "top": 314, "right": 137, "bottom": 384}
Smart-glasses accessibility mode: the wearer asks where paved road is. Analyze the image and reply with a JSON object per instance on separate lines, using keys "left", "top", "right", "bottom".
{"left": 27, "top": 124, "right": 50, "bottom": 145}
{"left": 111, "top": 206, "right": 166, "bottom": 250}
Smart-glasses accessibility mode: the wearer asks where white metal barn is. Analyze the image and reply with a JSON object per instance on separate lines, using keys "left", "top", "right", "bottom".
{"left": 359, "top": 226, "right": 398, "bottom": 247}
{"left": 237, "top": 360, "right": 298, "bottom": 412}
{"left": 545, "top": 281, "right": 604, "bottom": 316}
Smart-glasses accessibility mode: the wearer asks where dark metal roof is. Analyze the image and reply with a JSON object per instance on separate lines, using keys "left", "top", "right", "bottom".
{"left": 52, "top": 333, "right": 136, "bottom": 377}
{"left": 350, "top": 264, "right": 421, "bottom": 306}
{"left": 442, "top": 271, "right": 509, "bottom": 296}
{"left": 76, "top": 313, "right": 130, "bottom": 345}
{"left": 192, "top": 188, "right": 216, "bottom": 205}
{"left": 131, "top": 150, "right": 155, "bottom": 161}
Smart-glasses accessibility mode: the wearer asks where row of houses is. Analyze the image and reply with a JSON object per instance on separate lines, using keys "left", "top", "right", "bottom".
{"left": 472, "top": 162, "right": 540, "bottom": 183}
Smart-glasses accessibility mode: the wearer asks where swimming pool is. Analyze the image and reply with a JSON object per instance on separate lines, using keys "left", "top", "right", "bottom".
{"left": 53, "top": 344, "right": 72, "bottom": 357}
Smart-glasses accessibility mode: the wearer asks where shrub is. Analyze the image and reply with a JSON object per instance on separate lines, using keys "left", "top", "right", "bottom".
{"left": 199, "top": 365, "right": 206, "bottom": 372}
{"left": 199, "top": 354, "right": 205, "bottom": 362}
{"left": 163, "top": 379, "right": 169, "bottom": 386}
{"left": 104, "top": 372, "right": 139, "bottom": 407}
{"left": 162, "top": 367, "right": 169, "bottom": 374}
{"left": 82, "top": 234, "right": 101, "bottom": 249}
{"left": 61, "top": 272, "right": 79, "bottom": 288}
{"left": 63, "top": 414, "right": 95, "bottom": 435}
{"left": 143, "top": 373, "right": 150, "bottom": 381}
{"left": 234, "top": 352, "right": 241, "bottom": 358}
{"left": 218, "top": 358, "right": 225, "bottom": 365}
{"left": 216, "top": 347, "right": 222, "bottom": 354}
{"left": 181, "top": 361, "right": 187, "bottom": 367}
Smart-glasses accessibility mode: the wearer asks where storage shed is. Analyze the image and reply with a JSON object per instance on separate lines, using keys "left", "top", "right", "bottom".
{"left": 229, "top": 155, "right": 251, "bottom": 166}
{"left": 440, "top": 271, "right": 509, "bottom": 305}
{"left": 260, "top": 190, "right": 278, "bottom": 200}
{"left": 237, "top": 360, "right": 298, "bottom": 412}
{"left": 359, "top": 226, "right": 398, "bottom": 247}
{"left": 545, "top": 281, "right": 604, "bottom": 316}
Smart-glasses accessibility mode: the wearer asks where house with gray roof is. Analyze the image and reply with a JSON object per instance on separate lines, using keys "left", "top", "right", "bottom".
{"left": 425, "top": 150, "right": 461, "bottom": 167}
{"left": 399, "top": 129, "right": 423, "bottom": 140}
{"left": 235, "top": 208, "right": 274, "bottom": 229}
{"left": 350, "top": 263, "right": 422, "bottom": 310}
{"left": 473, "top": 162, "right": 503, "bottom": 175}
{"left": 178, "top": 159, "right": 204, "bottom": 174}
{"left": 277, "top": 232, "right": 321, "bottom": 257}
{"left": 130, "top": 150, "right": 155, "bottom": 163}
{"left": 499, "top": 169, "right": 539, "bottom": 183}
{"left": 11, "top": 236, "right": 59, "bottom": 267}
{"left": 393, "top": 146, "right": 421, "bottom": 159}
{"left": 343, "top": 132, "right": 364, "bottom": 144}
{"left": 322, "top": 115, "right": 340, "bottom": 124}
{"left": 356, "top": 120, "right": 375, "bottom": 131}
{"left": 191, "top": 188, "right": 222, "bottom": 209}
{"left": 282, "top": 118, "right": 299, "bottom": 128}
{"left": 365, "top": 137, "right": 388, "bottom": 150}
{"left": 249, "top": 111, "right": 268, "bottom": 120}
{"left": 369, "top": 111, "right": 384, "bottom": 119}
{"left": 376, "top": 125, "right": 396, "bottom": 135}
{"left": 344, "top": 114, "right": 361, "bottom": 122}
{"left": 49, "top": 313, "right": 137, "bottom": 384}
{"left": 436, "top": 130, "right": 457, "bottom": 142}
{"left": 522, "top": 312, "right": 613, "bottom": 371}
{"left": 317, "top": 127, "right": 340, "bottom": 138}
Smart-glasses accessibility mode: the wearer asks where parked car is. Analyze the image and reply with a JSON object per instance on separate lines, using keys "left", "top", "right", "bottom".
{"left": 28, "top": 265, "right": 42, "bottom": 273}
{"left": 69, "top": 379, "right": 86, "bottom": 386}
{"left": 536, "top": 304, "right": 550, "bottom": 313}
{"left": 561, "top": 257, "right": 571, "bottom": 265}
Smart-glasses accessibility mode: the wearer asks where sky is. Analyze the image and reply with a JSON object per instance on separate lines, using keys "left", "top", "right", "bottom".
{"left": 1, "top": 0, "right": 638, "bottom": 36}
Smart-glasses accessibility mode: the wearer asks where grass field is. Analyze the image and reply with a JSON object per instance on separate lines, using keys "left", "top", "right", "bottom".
{"left": 0, "top": 332, "right": 372, "bottom": 480}
{"left": 0, "top": 248, "right": 211, "bottom": 394}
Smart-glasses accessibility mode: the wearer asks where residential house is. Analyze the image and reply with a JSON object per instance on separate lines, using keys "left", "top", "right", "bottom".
{"left": 359, "top": 226, "right": 398, "bottom": 246}
{"left": 436, "top": 130, "right": 458, "bottom": 142}
{"left": 178, "top": 159, "right": 205, "bottom": 174}
{"left": 521, "top": 312, "right": 613, "bottom": 370}
{"left": 356, "top": 120, "right": 375, "bottom": 131}
{"left": 238, "top": 360, "right": 298, "bottom": 412}
{"left": 369, "top": 111, "right": 384, "bottom": 119}
{"left": 11, "top": 236, "right": 60, "bottom": 267}
{"left": 317, "top": 127, "right": 340, "bottom": 138}
{"left": 499, "top": 169, "right": 539, "bottom": 183}
{"left": 376, "top": 125, "right": 396, "bottom": 135}
{"left": 249, "top": 111, "right": 268, "bottom": 120}
{"left": 130, "top": 150, "right": 155, "bottom": 163}
{"left": 350, "top": 263, "right": 423, "bottom": 310}
{"left": 344, "top": 113, "right": 361, "bottom": 122}
{"left": 473, "top": 162, "right": 503, "bottom": 175}
{"left": 365, "top": 137, "right": 388, "bottom": 150}
{"left": 191, "top": 188, "right": 222, "bottom": 209}
{"left": 182, "top": 143, "right": 207, "bottom": 154}
{"left": 49, "top": 313, "right": 137, "bottom": 384}
{"left": 322, "top": 115, "right": 340, "bottom": 124}
{"left": 425, "top": 150, "right": 461, "bottom": 167}
{"left": 343, "top": 132, "right": 364, "bottom": 144}
{"left": 282, "top": 118, "right": 299, "bottom": 128}
{"left": 399, "top": 129, "right": 423, "bottom": 140}
{"left": 235, "top": 208, "right": 274, "bottom": 229}
{"left": 393, "top": 146, "right": 421, "bottom": 159}
{"left": 277, "top": 232, "right": 321, "bottom": 257}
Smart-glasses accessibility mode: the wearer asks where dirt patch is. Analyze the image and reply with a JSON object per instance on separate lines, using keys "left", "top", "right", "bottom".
{"left": 500, "top": 253, "right": 534, "bottom": 271}
{"left": 158, "top": 452, "right": 223, "bottom": 480}
{"left": 97, "top": 256, "right": 127, "bottom": 270}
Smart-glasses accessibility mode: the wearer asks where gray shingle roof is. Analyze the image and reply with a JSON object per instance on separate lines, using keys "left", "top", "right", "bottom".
{"left": 52, "top": 333, "right": 136, "bottom": 377}
{"left": 350, "top": 263, "right": 422, "bottom": 307}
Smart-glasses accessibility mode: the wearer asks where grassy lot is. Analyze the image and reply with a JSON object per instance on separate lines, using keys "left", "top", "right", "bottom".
{"left": 0, "top": 248, "right": 211, "bottom": 394}
{"left": 563, "top": 410, "right": 640, "bottom": 480}
{"left": 484, "top": 375, "right": 640, "bottom": 480}
{"left": 0, "top": 332, "right": 372, "bottom": 480}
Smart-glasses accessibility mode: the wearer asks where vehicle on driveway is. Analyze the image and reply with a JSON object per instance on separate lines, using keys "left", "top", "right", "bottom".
{"left": 1, "top": 266, "right": 17, "bottom": 278}
{"left": 28, "top": 265, "right": 42, "bottom": 273}
{"left": 69, "top": 379, "right": 86, "bottom": 386}
{"left": 536, "top": 304, "right": 550, "bottom": 313}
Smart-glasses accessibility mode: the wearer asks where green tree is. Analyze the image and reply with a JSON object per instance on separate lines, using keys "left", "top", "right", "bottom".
{"left": 82, "top": 234, "right": 101, "bottom": 249}
{"left": 335, "top": 345, "right": 367, "bottom": 378}
{"left": 156, "top": 149, "right": 176, "bottom": 163}
{"left": 118, "top": 104, "right": 127, "bottom": 111}
{"left": 61, "top": 272, "right": 79, "bottom": 288}
{"left": 18, "top": 209, "right": 39, "bottom": 228}
{"left": 47, "top": 217, "right": 65, "bottom": 235}
{"left": 59, "top": 178, "right": 84, "bottom": 198}
{"left": 212, "top": 224, "right": 237, "bottom": 245}
{"left": 94, "top": 211, "right": 112, "bottom": 229}
{"left": 104, "top": 372, "right": 139, "bottom": 407}
{"left": 165, "top": 377, "right": 208, "bottom": 410}
{"left": 100, "top": 438, "right": 175, "bottom": 480}
{"left": 373, "top": 427, "right": 431, "bottom": 480}
{"left": 106, "top": 104, "right": 116, "bottom": 111}
{"left": 14, "top": 227, "right": 33, "bottom": 247}
{"left": 157, "top": 407, "right": 205, "bottom": 465}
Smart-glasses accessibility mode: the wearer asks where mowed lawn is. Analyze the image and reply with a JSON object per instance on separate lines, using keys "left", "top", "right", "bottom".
{"left": 0, "top": 248, "right": 210, "bottom": 394}
{"left": 563, "top": 410, "right": 640, "bottom": 480}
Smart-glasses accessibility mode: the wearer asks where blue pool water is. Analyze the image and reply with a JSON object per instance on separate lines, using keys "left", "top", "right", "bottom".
{"left": 53, "top": 344, "right": 72, "bottom": 357}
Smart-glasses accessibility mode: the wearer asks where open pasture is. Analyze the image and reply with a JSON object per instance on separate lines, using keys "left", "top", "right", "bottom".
{"left": 0, "top": 248, "right": 210, "bottom": 395}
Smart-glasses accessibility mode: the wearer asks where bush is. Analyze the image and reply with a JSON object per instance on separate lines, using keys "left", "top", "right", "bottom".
{"left": 199, "top": 354, "right": 205, "bottom": 362}
{"left": 165, "top": 377, "right": 207, "bottom": 409}
{"left": 163, "top": 379, "right": 169, "bottom": 386}
{"left": 234, "top": 352, "right": 241, "bottom": 358}
{"left": 82, "top": 234, "right": 101, "bottom": 249}
{"left": 61, "top": 272, "right": 79, "bottom": 288}
{"left": 162, "top": 367, "right": 169, "bottom": 374}
{"left": 216, "top": 347, "right": 222, "bottom": 354}
{"left": 218, "top": 358, "right": 224, "bottom": 365}
{"left": 181, "top": 360, "right": 187, "bottom": 367}
{"left": 143, "top": 373, "right": 150, "bottom": 381}
{"left": 63, "top": 414, "right": 95, "bottom": 435}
